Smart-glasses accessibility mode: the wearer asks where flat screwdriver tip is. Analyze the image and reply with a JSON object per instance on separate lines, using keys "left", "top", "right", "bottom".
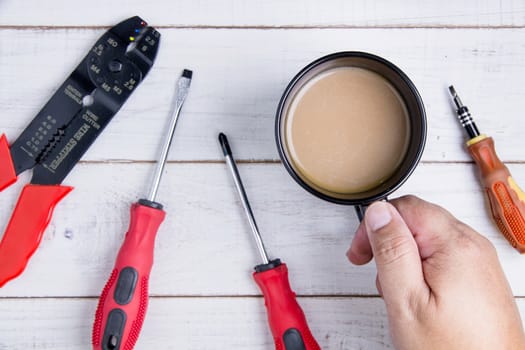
{"left": 448, "top": 84, "right": 464, "bottom": 109}
{"left": 146, "top": 69, "right": 192, "bottom": 202}
{"left": 182, "top": 69, "right": 193, "bottom": 79}
{"left": 218, "top": 132, "right": 232, "bottom": 156}
{"left": 448, "top": 85, "right": 457, "bottom": 97}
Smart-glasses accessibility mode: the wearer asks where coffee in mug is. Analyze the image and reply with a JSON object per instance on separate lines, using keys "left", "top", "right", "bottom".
{"left": 284, "top": 66, "right": 410, "bottom": 194}
{"left": 276, "top": 52, "right": 426, "bottom": 216}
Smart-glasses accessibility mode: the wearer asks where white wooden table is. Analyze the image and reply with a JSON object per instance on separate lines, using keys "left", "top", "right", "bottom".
{"left": 1, "top": 1, "right": 524, "bottom": 348}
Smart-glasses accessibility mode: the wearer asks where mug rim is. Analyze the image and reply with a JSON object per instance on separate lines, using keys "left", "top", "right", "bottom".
{"left": 275, "top": 51, "right": 427, "bottom": 205}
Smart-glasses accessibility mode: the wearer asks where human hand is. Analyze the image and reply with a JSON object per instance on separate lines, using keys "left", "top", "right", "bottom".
{"left": 347, "top": 195, "right": 525, "bottom": 350}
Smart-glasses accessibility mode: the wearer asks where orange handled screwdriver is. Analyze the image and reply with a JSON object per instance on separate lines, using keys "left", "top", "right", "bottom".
{"left": 449, "top": 85, "right": 525, "bottom": 253}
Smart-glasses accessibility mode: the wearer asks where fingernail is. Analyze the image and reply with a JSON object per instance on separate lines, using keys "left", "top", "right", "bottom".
{"left": 365, "top": 202, "right": 392, "bottom": 231}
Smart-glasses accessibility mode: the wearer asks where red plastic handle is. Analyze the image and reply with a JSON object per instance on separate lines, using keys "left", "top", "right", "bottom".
{"left": 0, "top": 184, "right": 72, "bottom": 287}
{"left": 92, "top": 202, "right": 165, "bottom": 350}
{"left": 0, "top": 134, "right": 17, "bottom": 191}
{"left": 253, "top": 263, "right": 320, "bottom": 350}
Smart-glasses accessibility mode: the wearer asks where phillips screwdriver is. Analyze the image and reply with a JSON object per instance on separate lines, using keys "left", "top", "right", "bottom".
{"left": 449, "top": 85, "right": 525, "bottom": 253}
{"left": 92, "top": 69, "right": 193, "bottom": 350}
{"left": 218, "top": 132, "right": 320, "bottom": 350}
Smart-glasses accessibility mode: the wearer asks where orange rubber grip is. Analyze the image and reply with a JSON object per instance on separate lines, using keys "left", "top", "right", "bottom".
{"left": 468, "top": 137, "right": 525, "bottom": 253}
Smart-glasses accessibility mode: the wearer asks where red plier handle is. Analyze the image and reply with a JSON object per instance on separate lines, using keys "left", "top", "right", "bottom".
{"left": 0, "top": 134, "right": 16, "bottom": 190}
{"left": 0, "top": 134, "right": 72, "bottom": 287}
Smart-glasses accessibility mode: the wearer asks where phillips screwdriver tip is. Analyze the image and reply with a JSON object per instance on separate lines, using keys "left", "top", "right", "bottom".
{"left": 218, "top": 133, "right": 232, "bottom": 156}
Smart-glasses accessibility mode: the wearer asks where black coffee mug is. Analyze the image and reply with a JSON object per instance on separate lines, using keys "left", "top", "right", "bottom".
{"left": 275, "top": 51, "right": 426, "bottom": 220}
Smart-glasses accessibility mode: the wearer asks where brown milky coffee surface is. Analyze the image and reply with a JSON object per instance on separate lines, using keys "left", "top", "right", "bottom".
{"left": 285, "top": 67, "right": 410, "bottom": 194}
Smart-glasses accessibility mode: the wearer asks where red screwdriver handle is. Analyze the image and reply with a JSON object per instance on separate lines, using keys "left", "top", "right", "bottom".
{"left": 92, "top": 203, "right": 165, "bottom": 350}
{"left": 0, "top": 184, "right": 72, "bottom": 287}
{"left": 468, "top": 136, "right": 525, "bottom": 252}
{"left": 253, "top": 263, "right": 320, "bottom": 350}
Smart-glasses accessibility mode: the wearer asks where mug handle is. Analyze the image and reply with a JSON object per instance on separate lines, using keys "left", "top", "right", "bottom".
{"left": 354, "top": 198, "right": 389, "bottom": 222}
{"left": 354, "top": 204, "right": 368, "bottom": 222}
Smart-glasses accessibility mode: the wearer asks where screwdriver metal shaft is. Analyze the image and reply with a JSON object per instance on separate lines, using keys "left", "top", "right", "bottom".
{"left": 147, "top": 69, "right": 193, "bottom": 202}
{"left": 218, "top": 133, "right": 269, "bottom": 264}
{"left": 448, "top": 85, "right": 480, "bottom": 140}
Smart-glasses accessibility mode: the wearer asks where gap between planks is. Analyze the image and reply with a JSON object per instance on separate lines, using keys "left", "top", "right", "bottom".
{"left": 1, "top": 295, "right": 524, "bottom": 300}
{"left": 76, "top": 160, "right": 525, "bottom": 165}
{"left": 0, "top": 295, "right": 381, "bottom": 300}
{"left": 0, "top": 25, "right": 525, "bottom": 31}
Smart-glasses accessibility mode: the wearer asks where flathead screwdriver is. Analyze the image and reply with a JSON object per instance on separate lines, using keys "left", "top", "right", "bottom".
{"left": 92, "top": 69, "right": 192, "bottom": 350}
{"left": 449, "top": 85, "right": 525, "bottom": 253}
{"left": 219, "top": 132, "right": 320, "bottom": 350}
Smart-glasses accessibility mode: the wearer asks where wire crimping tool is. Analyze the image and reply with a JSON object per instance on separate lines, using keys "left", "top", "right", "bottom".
{"left": 0, "top": 16, "right": 160, "bottom": 287}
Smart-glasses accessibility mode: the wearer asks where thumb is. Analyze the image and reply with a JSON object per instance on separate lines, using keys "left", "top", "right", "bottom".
{"left": 364, "top": 201, "right": 429, "bottom": 308}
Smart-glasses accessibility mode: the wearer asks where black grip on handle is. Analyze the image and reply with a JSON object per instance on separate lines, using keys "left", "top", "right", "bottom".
{"left": 113, "top": 267, "right": 138, "bottom": 305}
{"left": 102, "top": 267, "right": 138, "bottom": 349}
{"left": 283, "top": 328, "right": 307, "bottom": 350}
{"left": 103, "top": 309, "right": 126, "bottom": 350}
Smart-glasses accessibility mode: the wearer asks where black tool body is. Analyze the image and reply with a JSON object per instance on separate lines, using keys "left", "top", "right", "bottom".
{"left": 10, "top": 16, "right": 160, "bottom": 185}
{"left": 0, "top": 16, "right": 160, "bottom": 287}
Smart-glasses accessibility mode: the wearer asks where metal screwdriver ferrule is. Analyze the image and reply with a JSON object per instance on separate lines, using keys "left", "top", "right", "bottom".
{"left": 458, "top": 109, "right": 474, "bottom": 127}
{"left": 448, "top": 85, "right": 480, "bottom": 139}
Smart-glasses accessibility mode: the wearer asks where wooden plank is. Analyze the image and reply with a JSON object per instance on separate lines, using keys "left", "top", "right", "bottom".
{"left": 0, "top": 297, "right": 391, "bottom": 350}
{"left": 1, "top": 162, "right": 524, "bottom": 297}
{"left": 0, "top": 0, "right": 523, "bottom": 27}
{"left": 1, "top": 296, "right": 524, "bottom": 349}
{"left": 1, "top": 28, "right": 525, "bottom": 162}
